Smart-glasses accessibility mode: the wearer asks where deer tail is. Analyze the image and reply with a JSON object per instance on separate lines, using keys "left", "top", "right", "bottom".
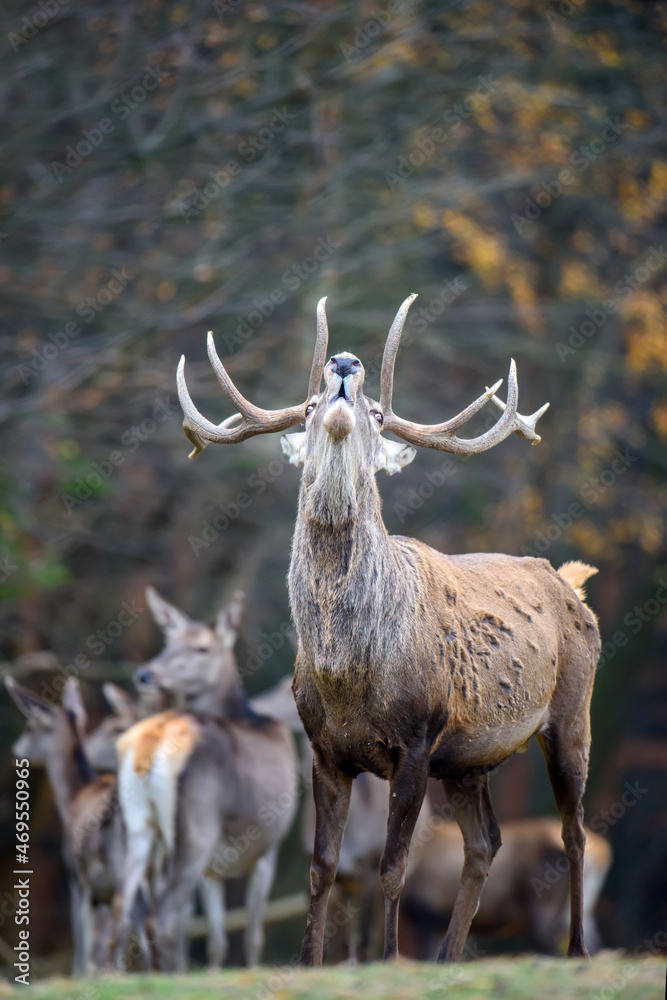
{"left": 557, "top": 560, "right": 598, "bottom": 604}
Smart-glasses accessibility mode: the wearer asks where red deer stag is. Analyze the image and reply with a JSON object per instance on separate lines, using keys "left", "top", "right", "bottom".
{"left": 176, "top": 295, "right": 600, "bottom": 963}
{"left": 114, "top": 589, "right": 298, "bottom": 970}
{"left": 6, "top": 677, "right": 129, "bottom": 975}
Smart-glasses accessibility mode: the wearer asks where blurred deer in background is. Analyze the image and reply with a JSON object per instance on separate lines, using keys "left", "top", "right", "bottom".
{"left": 83, "top": 673, "right": 231, "bottom": 968}
{"left": 177, "top": 294, "right": 600, "bottom": 964}
{"left": 85, "top": 681, "right": 166, "bottom": 773}
{"left": 114, "top": 589, "right": 298, "bottom": 971}
{"left": 6, "top": 677, "right": 130, "bottom": 976}
{"left": 402, "top": 816, "right": 611, "bottom": 957}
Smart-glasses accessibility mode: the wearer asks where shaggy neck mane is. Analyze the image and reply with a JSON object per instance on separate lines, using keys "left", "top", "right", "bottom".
{"left": 301, "top": 437, "right": 382, "bottom": 532}
{"left": 291, "top": 441, "right": 418, "bottom": 673}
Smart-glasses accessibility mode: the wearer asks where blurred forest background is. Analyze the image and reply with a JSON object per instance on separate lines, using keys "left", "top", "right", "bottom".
{"left": 0, "top": 0, "right": 666, "bottom": 974}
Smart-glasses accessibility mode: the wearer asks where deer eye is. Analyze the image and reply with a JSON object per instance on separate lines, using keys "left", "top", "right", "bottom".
{"left": 195, "top": 647, "right": 209, "bottom": 654}
{"left": 370, "top": 410, "right": 383, "bottom": 425}
{"left": 305, "top": 403, "right": 316, "bottom": 417}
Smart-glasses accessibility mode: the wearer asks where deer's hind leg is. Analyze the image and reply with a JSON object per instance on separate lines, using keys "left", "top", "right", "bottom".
{"left": 537, "top": 667, "right": 595, "bottom": 958}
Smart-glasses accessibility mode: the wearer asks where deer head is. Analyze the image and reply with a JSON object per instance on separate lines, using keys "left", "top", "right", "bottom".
{"left": 177, "top": 297, "right": 549, "bottom": 511}
{"left": 84, "top": 682, "right": 149, "bottom": 772}
{"left": 135, "top": 587, "right": 245, "bottom": 712}
{"left": 6, "top": 676, "right": 88, "bottom": 765}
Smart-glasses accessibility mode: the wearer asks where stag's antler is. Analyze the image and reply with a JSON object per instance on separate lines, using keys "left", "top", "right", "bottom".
{"left": 177, "top": 298, "right": 330, "bottom": 458}
{"left": 379, "top": 294, "right": 548, "bottom": 454}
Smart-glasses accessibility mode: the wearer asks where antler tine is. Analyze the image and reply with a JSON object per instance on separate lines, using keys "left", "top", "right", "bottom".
{"left": 378, "top": 295, "right": 544, "bottom": 455}
{"left": 207, "top": 332, "right": 272, "bottom": 419}
{"left": 379, "top": 293, "right": 419, "bottom": 415}
{"left": 487, "top": 394, "right": 550, "bottom": 444}
{"left": 176, "top": 301, "right": 334, "bottom": 459}
{"left": 176, "top": 338, "right": 306, "bottom": 459}
{"left": 177, "top": 356, "right": 243, "bottom": 459}
{"left": 308, "top": 297, "right": 329, "bottom": 399}
{"left": 383, "top": 359, "right": 531, "bottom": 455}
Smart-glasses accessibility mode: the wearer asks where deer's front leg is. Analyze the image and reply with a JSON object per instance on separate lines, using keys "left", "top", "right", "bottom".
{"left": 437, "top": 774, "right": 501, "bottom": 962}
{"left": 300, "top": 749, "right": 352, "bottom": 966}
{"left": 381, "top": 752, "right": 429, "bottom": 959}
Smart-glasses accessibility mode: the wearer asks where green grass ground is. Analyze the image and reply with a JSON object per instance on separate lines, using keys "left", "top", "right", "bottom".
{"left": 14, "top": 955, "right": 666, "bottom": 1000}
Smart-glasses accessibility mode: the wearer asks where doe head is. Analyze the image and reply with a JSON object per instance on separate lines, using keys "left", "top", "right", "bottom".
{"left": 136, "top": 587, "right": 244, "bottom": 702}
{"left": 6, "top": 676, "right": 87, "bottom": 764}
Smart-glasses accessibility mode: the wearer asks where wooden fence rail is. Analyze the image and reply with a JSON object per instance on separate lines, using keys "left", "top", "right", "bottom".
{"left": 189, "top": 892, "right": 308, "bottom": 939}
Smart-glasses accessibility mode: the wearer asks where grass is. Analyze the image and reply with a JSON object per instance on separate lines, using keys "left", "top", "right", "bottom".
{"left": 15, "top": 954, "right": 666, "bottom": 1000}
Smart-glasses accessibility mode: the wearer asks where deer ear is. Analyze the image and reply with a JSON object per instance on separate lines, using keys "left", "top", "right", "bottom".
{"left": 146, "top": 586, "right": 190, "bottom": 635}
{"left": 5, "top": 677, "right": 56, "bottom": 728}
{"left": 281, "top": 432, "right": 307, "bottom": 467}
{"left": 216, "top": 591, "right": 244, "bottom": 649}
{"left": 102, "top": 682, "right": 135, "bottom": 717}
{"left": 62, "top": 677, "right": 87, "bottom": 737}
{"left": 375, "top": 437, "right": 417, "bottom": 475}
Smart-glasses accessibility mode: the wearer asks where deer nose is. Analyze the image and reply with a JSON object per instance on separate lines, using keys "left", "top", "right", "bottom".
{"left": 329, "top": 356, "right": 361, "bottom": 379}
{"left": 135, "top": 666, "right": 154, "bottom": 687}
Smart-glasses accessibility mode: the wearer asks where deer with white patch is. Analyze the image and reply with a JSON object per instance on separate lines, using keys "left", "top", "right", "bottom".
{"left": 113, "top": 589, "right": 298, "bottom": 970}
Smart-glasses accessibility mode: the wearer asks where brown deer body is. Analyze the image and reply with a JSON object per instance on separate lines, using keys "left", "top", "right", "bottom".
{"left": 7, "top": 677, "right": 127, "bottom": 976}
{"left": 403, "top": 817, "right": 611, "bottom": 957}
{"left": 114, "top": 590, "right": 298, "bottom": 970}
{"left": 176, "top": 295, "right": 600, "bottom": 963}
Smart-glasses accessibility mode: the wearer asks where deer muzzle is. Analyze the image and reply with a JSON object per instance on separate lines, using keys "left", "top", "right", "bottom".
{"left": 323, "top": 396, "right": 356, "bottom": 440}
{"left": 323, "top": 355, "right": 364, "bottom": 440}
